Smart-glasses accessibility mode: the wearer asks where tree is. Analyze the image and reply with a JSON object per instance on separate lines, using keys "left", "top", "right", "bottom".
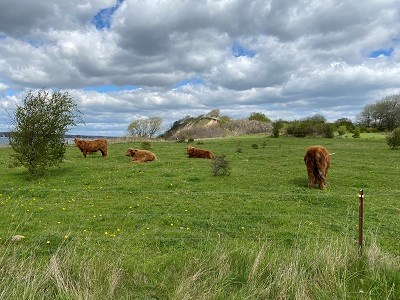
{"left": 248, "top": 112, "right": 271, "bottom": 123}
{"left": 9, "top": 90, "right": 81, "bottom": 175}
{"left": 334, "top": 118, "right": 354, "bottom": 131}
{"left": 357, "top": 95, "right": 400, "bottom": 131}
{"left": 127, "top": 117, "right": 163, "bottom": 138}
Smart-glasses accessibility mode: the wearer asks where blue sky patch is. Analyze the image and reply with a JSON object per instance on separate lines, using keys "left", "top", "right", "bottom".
{"left": 369, "top": 47, "right": 394, "bottom": 58}
{"left": 92, "top": 0, "right": 124, "bottom": 30}
{"left": 83, "top": 84, "right": 137, "bottom": 93}
{"left": 173, "top": 78, "right": 205, "bottom": 88}
{"left": 232, "top": 42, "right": 256, "bottom": 58}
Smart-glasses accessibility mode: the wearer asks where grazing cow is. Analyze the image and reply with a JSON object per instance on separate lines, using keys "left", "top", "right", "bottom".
{"left": 186, "top": 145, "right": 215, "bottom": 159}
{"left": 126, "top": 148, "right": 157, "bottom": 163}
{"left": 74, "top": 138, "right": 108, "bottom": 158}
{"left": 304, "top": 146, "right": 331, "bottom": 190}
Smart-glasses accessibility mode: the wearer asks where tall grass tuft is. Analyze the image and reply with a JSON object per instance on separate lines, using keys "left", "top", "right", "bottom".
{"left": 171, "top": 237, "right": 400, "bottom": 300}
{"left": 0, "top": 242, "right": 125, "bottom": 299}
{"left": 0, "top": 236, "right": 399, "bottom": 299}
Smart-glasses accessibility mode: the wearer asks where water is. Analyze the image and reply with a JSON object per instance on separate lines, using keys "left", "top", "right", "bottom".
{"left": 0, "top": 137, "right": 9, "bottom": 146}
{"left": 0, "top": 137, "right": 77, "bottom": 146}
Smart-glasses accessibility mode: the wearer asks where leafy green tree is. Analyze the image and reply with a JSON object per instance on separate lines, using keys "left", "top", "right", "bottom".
{"left": 357, "top": 95, "right": 400, "bottom": 131}
{"left": 248, "top": 112, "right": 271, "bottom": 123}
{"left": 127, "top": 117, "right": 163, "bottom": 138}
{"left": 9, "top": 90, "right": 81, "bottom": 175}
{"left": 386, "top": 127, "right": 400, "bottom": 149}
{"left": 334, "top": 118, "right": 354, "bottom": 131}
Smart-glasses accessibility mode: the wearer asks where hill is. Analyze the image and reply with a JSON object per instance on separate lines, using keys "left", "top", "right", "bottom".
{"left": 162, "top": 110, "right": 272, "bottom": 140}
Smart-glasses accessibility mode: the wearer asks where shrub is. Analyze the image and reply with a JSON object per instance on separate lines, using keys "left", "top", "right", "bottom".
{"left": 272, "top": 120, "right": 284, "bottom": 138}
{"left": 324, "top": 124, "right": 335, "bottom": 138}
{"left": 236, "top": 142, "right": 244, "bottom": 153}
{"left": 386, "top": 127, "right": 400, "bottom": 149}
{"left": 352, "top": 127, "right": 361, "bottom": 138}
{"left": 141, "top": 141, "right": 151, "bottom": 150}
{"left": 212, "top": 155, "right": 231, "bottom": 176}
{"left": 251, "top": 143, "right": 259, "bottom": 149}
{"left": 187, "top": 137, "right": 194, "bottom": 143}
{"left": 337, "top": 125, "right": 347, "bottom": 136}
{"left": 9, "top": 89, "right": 80, "bottom": 176}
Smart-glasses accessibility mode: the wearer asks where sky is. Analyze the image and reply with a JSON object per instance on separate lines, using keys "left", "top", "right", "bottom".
{"left": 0, "top": 0, "right": 399, "bottom": 136}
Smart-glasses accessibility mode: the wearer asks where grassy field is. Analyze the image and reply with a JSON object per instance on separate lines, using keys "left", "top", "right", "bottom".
{"left": 0, "top": 135, "right": 399, "bottom": 299}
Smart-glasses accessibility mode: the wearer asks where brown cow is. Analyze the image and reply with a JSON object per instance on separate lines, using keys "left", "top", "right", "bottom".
{"left": 126, "top": 148, "right": 157, "bottom": 163}
{"left": 304, "top": 146, "right": 331, "bottom": 190}
{"left": 74, "top": 138, "right": 108, "bottom": 158}
{"left": 186, "top": 145, "right": 215, "bottom": 159}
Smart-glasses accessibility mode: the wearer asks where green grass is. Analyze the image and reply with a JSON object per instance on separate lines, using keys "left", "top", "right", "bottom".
{"left": 0, "top": 136, "right": 399, "bottom": 299}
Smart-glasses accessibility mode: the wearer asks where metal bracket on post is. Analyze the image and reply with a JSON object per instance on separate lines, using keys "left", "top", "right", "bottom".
{"left": 358, "top": 189, "right": 364, "bottom": 257}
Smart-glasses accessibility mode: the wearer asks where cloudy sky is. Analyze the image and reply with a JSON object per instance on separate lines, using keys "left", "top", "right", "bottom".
{"left": 0, "top": 0, "right": 399, "bottom": 136}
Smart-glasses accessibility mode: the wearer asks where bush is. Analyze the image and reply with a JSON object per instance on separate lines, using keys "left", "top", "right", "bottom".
{"left": 141, "top": 141, "right": 151, "bottom": 150}
{"left": 272, "top": 120, "right": 284, "bottom": 138}
{"left": 251, "top": 143, "right": 259, "bottom": 149}
{"left": 352, "top": 127, "right": 361, "bottom": 138}
{"left": 323, "top": 124, "right": 335, "bottom": 138}
{"left": 211, "top": 155, "right": 231, "bottom": 176}
{"left": 236, "top": 142, "right": 244, "bottom": 153}
{"left": 337, "top": 125, "right": 347, "bottom": 136}
{"left": 386, "top": 127, "right": 400, "bottom": 149}
{"left": 9, "top": 90, "right": 80, "bottom": 175}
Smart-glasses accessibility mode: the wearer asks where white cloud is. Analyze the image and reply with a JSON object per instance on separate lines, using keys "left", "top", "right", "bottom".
{"left": 1, "top": 0, "right": 400, "bottom": 135}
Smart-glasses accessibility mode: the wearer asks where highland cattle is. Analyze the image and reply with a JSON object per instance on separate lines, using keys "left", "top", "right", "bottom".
{"left": 74, "top": 138, "right": 108, "bottom": 158}
{"left": 186, "top": 146, "right": 215, "bottom": 159}
{"left": 126, "top": 148, "right": 157, "bottom": 163}
{"left": 304, "top": 145, "right": 331, "bottom": 190}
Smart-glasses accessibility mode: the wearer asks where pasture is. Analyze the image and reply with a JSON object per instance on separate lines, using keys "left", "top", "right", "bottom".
{"left": 0, "top": 135, "right": 399, "bottom": 299}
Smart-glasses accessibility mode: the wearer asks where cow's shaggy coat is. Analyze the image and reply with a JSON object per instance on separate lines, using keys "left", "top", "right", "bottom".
{"left": 304, "top": 146, "right": 331, "bottom": 190}
{"left": 186, "top": 146, "right": 215, "bottom": 159}
{"left": 74, "top": 138, "right": 108, "bottom": 158}
{"left": 126, "top": 148, "right": 157, "bottom": 163}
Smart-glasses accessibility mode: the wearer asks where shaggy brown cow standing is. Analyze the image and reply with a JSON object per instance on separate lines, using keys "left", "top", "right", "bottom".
{"left": 73, "top": 138, "right": 108, "bottom": 158}
{"left": 304, "top": 146, "right": 331, "bottom": 190}
{"left": 126, "top": 148, "right": 157, "bottom": 163}
{"left": 186, "top": 146, "right": 215, "bottom": 159}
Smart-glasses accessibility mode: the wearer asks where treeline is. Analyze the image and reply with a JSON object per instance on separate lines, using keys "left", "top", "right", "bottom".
{"left": 275, "top": 94, "right": 400, "bottom": 138}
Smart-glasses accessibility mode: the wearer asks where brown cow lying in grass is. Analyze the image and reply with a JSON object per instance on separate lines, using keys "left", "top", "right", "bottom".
{"left": 73, "top": 138, "right": 108, "bottom": 158}
{"left": 126, "top": 148, "right": 157, "bottom": 163}
{"left": 186, "top": 146, "right": 215, "bottom": 159}
{"left": 304, "top": 145, "right": 331, "bottom": 190}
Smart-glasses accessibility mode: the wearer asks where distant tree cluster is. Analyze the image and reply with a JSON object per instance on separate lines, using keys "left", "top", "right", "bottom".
{"left": 248, "top": 112, "right": 271, "bottom": 123}
{"left": 357, "top": 94, "right": 400, "bottom": 131}
{"left": 127, "top": 117, "right": 163, "bottom": 138}
{"left": 286, "top": 114, "right": 334, "bottom": 138}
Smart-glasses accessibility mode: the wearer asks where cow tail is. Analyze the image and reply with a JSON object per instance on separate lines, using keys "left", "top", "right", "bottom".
{"left": 314, "top": 153, "right": 325, "bottom": 182}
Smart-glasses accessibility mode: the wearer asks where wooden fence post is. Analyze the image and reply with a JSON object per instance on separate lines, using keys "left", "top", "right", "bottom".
{"left": 358, "top": 189, "right": 364, "bottom": 257}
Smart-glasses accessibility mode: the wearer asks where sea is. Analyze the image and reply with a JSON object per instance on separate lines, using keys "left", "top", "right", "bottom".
{"left": 0, "top": 137, "right": 9, "bottom": 146}
{"left": 0, "top": 137, "right": 77, "bottom": 147}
